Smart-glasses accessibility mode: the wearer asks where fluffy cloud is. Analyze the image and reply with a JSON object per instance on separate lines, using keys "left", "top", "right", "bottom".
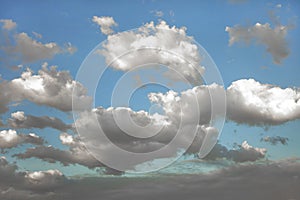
{"left": 0, "top": 64, "right": 92, "bottom": 114}
{"left": 0, "top": 19, "right": 17, "bottom": 30}
{"left": 226, "top": 22, "right": 290, "bottom": 64}
{"left": 148, "top": 83, "right": 226, "bottom": 125}
{"left": 261, "top": 136, "right": 289, "bottom": 145}
{"left": 0, "top": 129, "right": 44, "bottom": 151}
{"left": 73, "top": 103, "right": 224, "bottom": 171}
{"left": 99, "top": 20, "right": 204, "bottom": 85}
{"left": 0, "top": 157, "right": 66, "bottom": 194}
{"left": 92, "top": 16, "right": 117, "bottom": 35}
{"left": 0, "top": 19, "right": 77, "bottom": 63}
{"left": 7, "top": 111, "right": 72, "bottom": 131}
{"left": 227, "top": 79, "right": 300, "bottom": 126}
{"left": 14, "top": 132, "right": 122, "bottom": 175}
{"left": 24, "top": 169, "right": 66, "bottom": 189}
{"left": 205, "top": 141, "right": 266, "bottom": 162}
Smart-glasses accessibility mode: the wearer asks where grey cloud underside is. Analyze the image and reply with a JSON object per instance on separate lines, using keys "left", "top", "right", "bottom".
{"left": 261, "top": 136, "right": 289, "bottom": 145}
{"left": 1, "top": 157, "right": 299, "bottom": 200}
{"left": 0, "top": 19, "right": 76, "bottom": 63}
{"left": 226, "top": 22, "right": 290, "bottom": 64}
{"left": 0, "top": 157, "right": 67, "bottom": 198}
{"left": 13, "top": 133, "right": 122, "bottom": 175}
{"left": 204, "top": 141, "right": 266, "bottom": 162}
{"left": 7, "top": 111, "right": 72, "bottom": 131}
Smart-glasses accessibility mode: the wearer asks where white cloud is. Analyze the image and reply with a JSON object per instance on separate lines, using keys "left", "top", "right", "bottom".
{"left": 0, "top": 65, "right": 92, "bottom": 113}
{"left": 205, "top": 141, "right": 266, "bottom": 162}
{"left": 227, "top": 79, "right": 300, "bottom": 126}
{"left": 99, "top": 20, "right": 205, "bottom": 85}
{"left": 0, "top": 19, "right": 17, "bottom": 30}
{"left": 8, "top": 111, "right": 72, "bottom": 131}
{"left": 151, "top": 10, "right": 164, "bottom": 17}
{"left": 0, "top": 129, "right": 44, "bottom": 150}
{"left": 24, "top": 169, "right": 65, "bottom": 189}
{"left": 92, "top": 16, "right": 117, "bottom": 35}
{"left": 0, "top": 157, "right": 66, "bottom": 193}
{"left": 226, "top": 22, "right": 290, "bottom": 64}
{"left": 148, "top": 83, "right": 226, "bottom": 125}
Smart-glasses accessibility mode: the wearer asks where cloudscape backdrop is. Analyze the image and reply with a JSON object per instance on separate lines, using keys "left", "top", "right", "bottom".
{"left": 0, "top": 1, "right": 300, "bottom": 199}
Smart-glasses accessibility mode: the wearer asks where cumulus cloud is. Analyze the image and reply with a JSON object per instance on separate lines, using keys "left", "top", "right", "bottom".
{"left": 0, "top": 19, "right": 17, "bottom": 30}
{"left": 148, "top": 83, "right": 226, "bottom": 125}
{"left": 0, "top": 157, "right": 66, "bottom": 195}
{"left": 75, "top": 106, "right": 221, "bottom": 167}
{"left": 0, "top": 129, "right": 44, "bottom": 151}
{"left": 205, "top": 141, "right": 267, "bottom": 162}
{"left": 261, "top": 136, "right": 289, "bottom": 145}
{"left": 227, "top": 79, "right": 300, "bottom": 126}
{"left": 92, "top": 16, "right": 117, "bottom": 35}
{"left": 99, "top": 20, "right": 205, "bottom": 85}
{"left": 0, "top": 20, "right": 77, "bottom": 63}
{"left": 7, "top": 111, "right": 72, "bottom": 131}
{"left": 225, "top": 22, "right": 290, "bottom": 64}
{"left": 0, "top": 64, "right": 92, "bottom": 114}
{"left": 14, "top": 132, "right": 122, "bottom": 175}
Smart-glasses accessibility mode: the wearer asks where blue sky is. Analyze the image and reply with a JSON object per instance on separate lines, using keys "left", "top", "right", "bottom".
{"left": 0, "top": 0, "right": 300, "bottom": 177}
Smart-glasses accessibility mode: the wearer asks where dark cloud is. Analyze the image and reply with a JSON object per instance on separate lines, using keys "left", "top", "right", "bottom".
{"left": 261, "top": 136, "right": 289, "bottom": 145}
{"left": 7, "top": 111, "right": 72, "bottom": 131}
{"left": 1, "top": 157, "right": 300, "bottom": 200}
{"left": 13, "top": 133, "right": 122, "bottom": 175}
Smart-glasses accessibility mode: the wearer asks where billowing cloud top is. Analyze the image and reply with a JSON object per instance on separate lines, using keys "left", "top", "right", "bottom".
{"left": 92, "top": 16, "right": 118, "bottom": 35}
{"left": 227, "top": 79, "right": 300, "bottom": 125}
{"left": 0, "top": 63, "right": 92, "bottom": 113}
{"left": 99, "top": 20, "right": 205, "bottom": 85}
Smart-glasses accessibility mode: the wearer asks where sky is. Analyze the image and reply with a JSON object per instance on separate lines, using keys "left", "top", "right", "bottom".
{"left": 0, "top": 0, "right": 300, "bottom": 199}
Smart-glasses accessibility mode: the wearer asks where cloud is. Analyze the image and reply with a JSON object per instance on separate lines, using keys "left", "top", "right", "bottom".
{"left": 74, "top": 105, "right": 223, "bottom": 170}
{"left": 92, "top": 16, "right": 118, "bottom": 35}
{"left": 225, "top": 22, "right": 290, "bottom": 64}
{"left": 0, "top": 20, "right": 77, "bottom": 63}
{"left": 226, "top": 79, "right": 300, "bottom": 126}
{"left": 151, "top": 10, "right": 164, "bottom": 17}
{"left": 0, "top": 64, "right": 92, "bottom": 114}
{"left": 0, "top": 157, "right": 66, "bottom": 194}
{"left": 261, "top": 136, "right": 289, "bottom": 145}
{"left": 0, "top": 19, "right": 17, "bottom": 30}
{"left": 99, "top": 20, "right": 205, "bottom": 85}
{"left": 148, "top": 83, "right": 226, "bottom": 125}
{"left": 205, "top": 141, "right": 267, "bottom": 162}
{"left": 0, "top": 129, "right": 44, "bottom": 151}
{"left": 1, "top": 157, "right": 300, "bottom": 200}
{"left": 7, "top": 111, "right": 72, "bottom": 131}
{"left": 14, "top": 132, "right": 122, "bottom": 175}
